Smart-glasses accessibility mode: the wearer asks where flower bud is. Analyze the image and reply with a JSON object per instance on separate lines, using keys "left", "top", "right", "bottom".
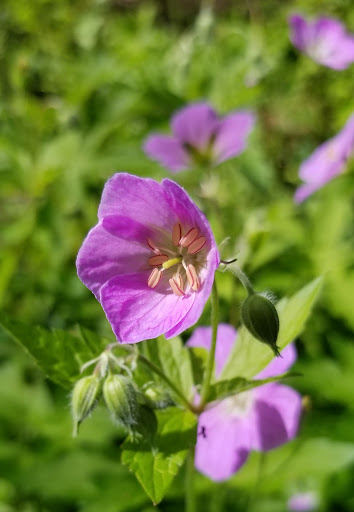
{"left": 143, "top": 383, "right": 174, "bottom": 409}
{"left": 103, "top": 374, "right": 138, "bottom": 429}
{"left": 241, "top": 292, "right": 280, "bottom": 357}
{"left": 71, "top": 375, "right": 101, "bottom": 437}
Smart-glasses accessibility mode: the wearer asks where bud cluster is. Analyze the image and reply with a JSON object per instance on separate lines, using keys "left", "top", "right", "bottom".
{"left": 70, "top": 348, "right": 173, "bottom": 437}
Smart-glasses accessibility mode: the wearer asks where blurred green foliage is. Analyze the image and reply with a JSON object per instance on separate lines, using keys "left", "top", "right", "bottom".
{"left": 1, "top": 0, "right": 354, "bottom": 510}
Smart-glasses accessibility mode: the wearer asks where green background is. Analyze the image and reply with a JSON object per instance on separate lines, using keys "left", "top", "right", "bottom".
{"left": 1, "top": 0, "right": 354, "bottom": 510}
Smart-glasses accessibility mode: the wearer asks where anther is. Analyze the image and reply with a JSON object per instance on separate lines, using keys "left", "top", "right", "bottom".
{"left": 148, "top": 268, "right": 162, "bottom": 288}
{"left": 180, "top": 228, "right": 199, "bottom": 248}
{"left": 169, "top": 277, "right": 185, "bottom": 297}
{"left": 147, "top": 239, "right": 161, "bottom": 255}
{"left": 148, "top": 254, "right": 169, "bottom": 266}
{"left": 172, "top": 223, "right": 183, "bottom": 247}
{"left": 188, "top": 236, "right": 206, "bottom": 255}
{"left": 186, "top": 264, "right": 200, "bottom": 291}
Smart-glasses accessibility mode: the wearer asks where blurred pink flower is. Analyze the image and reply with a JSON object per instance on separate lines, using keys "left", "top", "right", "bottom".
{"left": 144, "top": 102, "right": 255, "bottom": 172}
{"left": 295, "top": 114, "right": 354, "bottom": 202}
{"left": 187, "top": 324, "right": 302, "bottom": 481}
{"left": 288, "top": 491, "right": 318, "bottom": 511}
{"left": 77, "top": 173, "right": 219, "bottom": 343}
{"left": 289, "top": 14, "right": 354, "bottom": 70}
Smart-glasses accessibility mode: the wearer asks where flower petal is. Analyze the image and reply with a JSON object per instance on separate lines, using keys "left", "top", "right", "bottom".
{"left": 98, "top": 173, "right": 177, "bottom": 231}
{"left": 143, "top": 135, "right": 190, "bottom": 172}
{"left": 213, "top": 111, "right": 255, "bottom": 164}
{"left": 250, "top": 383, "right": 302, "bottom": 451}
{"left": 102, "top": 215, "right": 155, "bottom": 243}
{"left": 76, "top": 223, "right": 149, "bottom": 299}
{"left": 171, "top": 102, "right": 219, "bottom": 151}
{"left": 289, "top": 14, "right": 310, "bottom": 53}
{"left": 195, "top": 403, "right": 251, "bottom": 481}
{"left": 256, "top": 343, "right": 297, "bottom": 380}
{"left": 186, "top": 324, "right": 237, "bottom": 376}
{"left": 100, "top": 272, "right": 195, "bottom": 343}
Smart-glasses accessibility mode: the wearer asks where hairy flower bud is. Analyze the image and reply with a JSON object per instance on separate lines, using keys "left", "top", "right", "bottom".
{"left": 143, "top": 383, "right": 175, "bottom": 409}
{"left": 241, "top": 292, "right": 280, "bottom": 357}
{"left": 71, "top": 375, "right": 101, "bottom": 437}
{"left": 103, "top": 374, "right": 138, "bottom": 429}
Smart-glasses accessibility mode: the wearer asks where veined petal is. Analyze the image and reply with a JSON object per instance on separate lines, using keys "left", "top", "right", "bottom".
{"left": 76, "top": 223, "right": 149, "bottom": 299}
{"left": 195, "top": 403, "right": 251, "bottom": 481}
{"left": 186, "top": 324, "right": 237, "bottom": 376}
{"left": 100, "top": 273, "right": 195, "bottom": 343}
{"left": 98, "top": 173, "right": 177, "bottom": 231}
{"left": 213, "top": 111, "right": 255, "bottom": 164}
{"left": 171, "top": 102, "right": 219, "bottom": 151}
{"left": 250, "top": 383, "right": 302, "bottom": 451}
{"left": 102, "top": 215, "right": 155, "bottom": 243}
{"left": 143, "top": 135, "right": 190, "bottom": 172}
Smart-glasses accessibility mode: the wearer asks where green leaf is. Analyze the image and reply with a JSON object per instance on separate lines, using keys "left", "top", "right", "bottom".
{"left": 208, "top": 372, "right": 301, "bottom": 402}
{"left": 220, "top": 277, "right": 323, "bottom": 380}
{"left": 0, "top": 315, "right": 107, "bottom": 389}
{"left": 188, "top": 347, "right": 208, "bottom": 387}
{"left": 121, "top": 407, "right": 197, "bottom": 504}
{"left": 143, "top": 336, "right": 194, "bottom": 401}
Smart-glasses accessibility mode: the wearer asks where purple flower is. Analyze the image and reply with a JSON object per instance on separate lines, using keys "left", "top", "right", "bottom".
{"left": 288, "top": 491, "right": 318, "bottom": 511}
{"left": 295, "top": 113, "right": 354, "bottom": 202}
{"left": 289, "top": 14, "right": 354, "bottom": 70}
{"left": 76, "top": 173, "right": 220, "bottom": 343}
{"left": 187, "top": 324, "right": 302, "bottom": 481}
{"left": 144, "top": 102, "right": 255, "bottom": 172}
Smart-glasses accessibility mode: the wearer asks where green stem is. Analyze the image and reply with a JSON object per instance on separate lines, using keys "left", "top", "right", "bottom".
{"left": 185, "top": 447, "right": 196, "bottom": 512}
{"left": 137, "top": 353, "right": 193, "bottom": 412}
{"left": 227, "top": 265, "right": 254, "bottom": 296}
{"left": 199, "top": 278, "right": 219, "bottom": 408}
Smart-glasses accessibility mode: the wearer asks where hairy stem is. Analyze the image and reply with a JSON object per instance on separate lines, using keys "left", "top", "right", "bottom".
{"left": 199, "top": 278, "right": 219, "bottom": 408}
{"left": 227, "top": 264, "right": 254, "bottom": 296}
{"left": 185, "top": 447, "right": 196, "bottom": 512}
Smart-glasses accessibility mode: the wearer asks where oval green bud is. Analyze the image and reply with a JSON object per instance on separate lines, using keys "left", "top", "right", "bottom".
{"left": 241, "top": 293, "right": 280, "bottom": 357}
{"left": 71, "top": 375, "right": 101, "bottom": 437}
{"left": 103, "top": 374, "right": 138, "bottom": 429}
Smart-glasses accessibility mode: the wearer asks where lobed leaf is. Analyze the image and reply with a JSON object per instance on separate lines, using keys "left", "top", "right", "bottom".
{"left": 121, "top": 407, "right": 197, "bottom": 504}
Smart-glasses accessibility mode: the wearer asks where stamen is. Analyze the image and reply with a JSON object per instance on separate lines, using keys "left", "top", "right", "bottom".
{"left": 148, "top": 268, "right": 162, "bottom": 288}
{"left": 188, "top": 236, "right": 206, "bottom": 255}
{"left": 148, "top": 254, "right": 169, "bottom": 266}
{"left": 169, "top": 277, "right": 185, "bottom": 297}
{"left": 186, "top": 263, "right": 200, "bottom": 291}
{"left": 147, "top": 238, "right": 161, "bottom": 255}
{"left": 180, "top": 228, "right": 199, "bottom": 248}
{"left": 172, "top": 223, "right": 183, "bottom": 247}
{"left": 162, "top": 256, "right": 183, "bottom": 270}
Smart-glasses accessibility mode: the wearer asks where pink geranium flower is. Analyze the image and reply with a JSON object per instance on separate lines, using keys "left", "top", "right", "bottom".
{"left": 288, "top": 491, "right": 319, "bottom": 512}
{"left": 144, "top": 102, "right": 255, "bottom": 172}
{"left": 76, "top": 173, "right": 220, "bottom": 343}
{"left": 187, "top": 324, "right": 302, "bottom": 481}
{"left": 289, "top": 14, "right": 354, "bottom": 70}
{"left": 295, "top": 113, "right": 354, "bottom": 202}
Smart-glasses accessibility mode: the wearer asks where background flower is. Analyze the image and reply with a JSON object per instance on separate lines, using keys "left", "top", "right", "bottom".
{"left": 288, "top": 491, "right": 319, "bottom": 511}
{"left": 187, "top": 324, "right": 302, "bottom": 481}
{"left": 144, "top": 102, "right": 255, "bottom": 172}
{"left": 295, "top": 113, "right": 354, "bottom": 202}
{"left": 76, "top": 173, "right": 220, "bottom": 343}
{"left": 289, "top": 14, "right": 354, "bottom": 70}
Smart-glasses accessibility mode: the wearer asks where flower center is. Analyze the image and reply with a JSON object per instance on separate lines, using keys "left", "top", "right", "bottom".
{"left": 220, "top": 390, "right": 254, "bottom": 418}
{"left": 147, "top": 222, "right": 207, "bottom": 296}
